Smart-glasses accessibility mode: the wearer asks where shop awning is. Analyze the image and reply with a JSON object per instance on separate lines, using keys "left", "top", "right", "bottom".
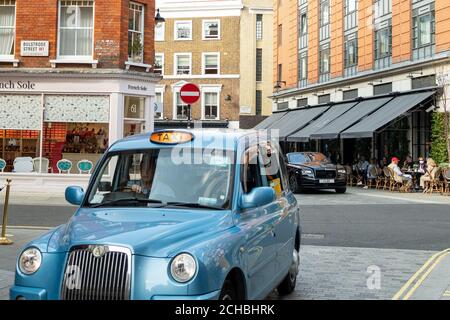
{"left": 287, "top": 101, "right": 358, "bottom": 142}
{"left": 274, "top": 105, "right": 330, "bottom": 139}
{"left": 253, "top": 111, "right": 288, "bottom": 129}
{"left": 341, "top": 91, "right": 436, "bottom": 139}
{"left": 310, "top": 97, "right": 393, "bottom": 140}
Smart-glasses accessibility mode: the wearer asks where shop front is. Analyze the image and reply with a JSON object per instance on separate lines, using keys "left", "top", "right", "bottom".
{"left": 0, "top": 71, "right": 158, "bottom": 192}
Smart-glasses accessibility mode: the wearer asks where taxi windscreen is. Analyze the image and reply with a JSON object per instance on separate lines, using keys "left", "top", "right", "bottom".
{"left": 86, "top": 148, "right": 234, "bottom": 209}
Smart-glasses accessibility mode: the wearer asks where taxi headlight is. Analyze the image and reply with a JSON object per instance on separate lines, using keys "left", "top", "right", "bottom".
{"left": 19, "top": 247, "right": 42, "bottom": 275}
{"left": 170, "top": 253, "right": 197, "bottom": 283}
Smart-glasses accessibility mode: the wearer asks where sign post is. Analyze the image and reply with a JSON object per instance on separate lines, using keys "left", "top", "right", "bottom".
{"left": 180, "top": 83, "right": 200, "bottom": 129}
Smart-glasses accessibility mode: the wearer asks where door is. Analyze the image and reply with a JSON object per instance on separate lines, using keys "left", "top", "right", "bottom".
{"left": 238, "top": 144, "right": 279, "bottom": 299}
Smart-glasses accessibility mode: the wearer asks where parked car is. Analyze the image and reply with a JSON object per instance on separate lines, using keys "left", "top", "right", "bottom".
{"left": 286, "top": 152, "right": 347, "bottom": 194}
{"left": 11, "top": 129, "right": 301, "bottom": 300}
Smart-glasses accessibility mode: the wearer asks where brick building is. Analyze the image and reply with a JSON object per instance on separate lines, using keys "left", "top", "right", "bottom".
{"left": 263, "top": 0, "right": 450, "bottom": 164}
{"left": 154, "top": 0, "right": 274, "bottom": 129}
{"left": 0, "top": 0, "right": 160, "bottom": 191}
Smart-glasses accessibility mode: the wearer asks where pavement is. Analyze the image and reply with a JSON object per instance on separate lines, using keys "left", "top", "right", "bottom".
{"left": 0, "top": 187, "right": 449, "bottom": 300}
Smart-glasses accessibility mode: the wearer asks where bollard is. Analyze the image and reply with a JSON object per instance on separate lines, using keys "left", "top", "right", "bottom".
{"left": 0, "top": 179, "right": 13, "bottom": 245}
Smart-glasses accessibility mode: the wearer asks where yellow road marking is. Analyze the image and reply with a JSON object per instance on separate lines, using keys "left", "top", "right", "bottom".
{"left": 392, "top": 248, "right": 450, "bottom": 300}
{"left": 403, "top": 251, "right": 450, "bottom": 300}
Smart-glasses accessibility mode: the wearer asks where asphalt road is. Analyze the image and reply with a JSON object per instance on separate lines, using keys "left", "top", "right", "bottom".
{"left": 3, "top": 189, "right": 450, "bottom": 251}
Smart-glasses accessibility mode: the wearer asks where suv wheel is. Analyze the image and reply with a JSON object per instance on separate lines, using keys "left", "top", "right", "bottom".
{"left": 335, "top": 187, "right": 347, "bottom": 194}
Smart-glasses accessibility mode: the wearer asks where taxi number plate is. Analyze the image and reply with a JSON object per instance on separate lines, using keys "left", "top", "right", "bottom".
{"left": 319, "top": 179, "right": 335, "bottom": 184}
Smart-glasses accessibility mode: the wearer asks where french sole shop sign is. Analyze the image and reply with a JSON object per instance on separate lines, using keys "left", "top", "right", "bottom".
{"left": 0, "top": 80, "right": 36, "bottom": 90}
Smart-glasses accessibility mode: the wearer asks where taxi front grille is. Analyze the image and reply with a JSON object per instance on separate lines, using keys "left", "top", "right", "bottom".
{"left": 61, "top": 245, "right": 131, "bottom": 300}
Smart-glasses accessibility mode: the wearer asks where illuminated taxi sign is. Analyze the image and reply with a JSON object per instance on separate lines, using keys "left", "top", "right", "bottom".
{"left": 150, "top": 131, "right": 194, "bottom": 145}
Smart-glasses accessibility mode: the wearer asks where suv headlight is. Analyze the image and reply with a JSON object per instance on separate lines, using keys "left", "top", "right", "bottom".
{"left": 19, "top": 247, "right": 42, "bottom": 275}
{"left": 338, "top": 169, "right": 347, "bottom": 174}
{"left": 301, "top": 169, "right": 313, "bottom": 176}
{"left": 170, "top": 253, "right": 197, "bottom": 283}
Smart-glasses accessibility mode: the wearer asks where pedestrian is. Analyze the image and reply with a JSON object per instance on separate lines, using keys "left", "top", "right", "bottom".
{"left": 420, "top": 158, "right": 439, "bottom": 193}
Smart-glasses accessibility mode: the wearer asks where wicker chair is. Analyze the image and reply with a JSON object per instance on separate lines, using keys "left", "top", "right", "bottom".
{"left": 426, "top": 167, "right": 443, "bottom": 195}
{"left": 382, "top": 167, "right": 392, "bottom": 190}
{"left": 387, "top": 167, "right": 407, "bottom": 192}
{"left": 443, "top": 169, "right": 450, "bottom": 196}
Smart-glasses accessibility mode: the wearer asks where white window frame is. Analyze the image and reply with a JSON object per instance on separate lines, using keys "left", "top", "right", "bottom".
{"left": 154, "top": 53, "right": 164, "bottom": 75}
{"left": 202, "top": 52, "right": 220, "bottom": 75}
{"left": 155, "top": 21, "right": 165, "bottom": 41}
{"left": 0, "top": 0, "right": 16, "bottom": 59}
{"left": 200, "top": 85, "right": 222, "bottom": 121}
{"left": 174, "top": 52, "right": 192, "bottom": 75}
{"left": 172, "top": 90, "right": 191, "bottom": 120}
{"left": 202, "top": 19, "right": 220, "bottom": 40}
{"left": 128, "top": 2, "right": 145, "bottom": 63}
{"left": 155, "top": 86, "right": 165, "bottom": 120}
{"left": 174, "top": 20, "right": 192, "bottom": 41}
{"left": 57, "top": 0, "right": 95, "bottom": 61}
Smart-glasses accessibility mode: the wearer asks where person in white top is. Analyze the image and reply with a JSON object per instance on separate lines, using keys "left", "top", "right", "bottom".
{"left": 388, "top": 157, "right": 412, "bottom": 188}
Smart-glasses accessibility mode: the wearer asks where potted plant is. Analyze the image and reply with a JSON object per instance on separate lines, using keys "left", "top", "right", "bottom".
{"left": 131, "top": 37, "right": 143, "bottom": 63}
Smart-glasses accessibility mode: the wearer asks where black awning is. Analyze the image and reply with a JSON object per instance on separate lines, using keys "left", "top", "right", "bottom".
{"left": 341, "top": 91, "right": 436, "bottom": 139}
{"left": 253, "top": 111, "right": 288, "bottom": 129}
{"left": 287, "top": 101, "right": 358, "bottom": 142}
{"left": 273, "top": 105, "right": 330, "bottom": 140}
{"left": 155, "top": 120, "right": 229, "bottom": 129}
{"left": 310, "top": 96, "right": 393, "bottom": 140}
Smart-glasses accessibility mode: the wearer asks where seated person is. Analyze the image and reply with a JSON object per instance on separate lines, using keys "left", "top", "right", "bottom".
{"left": 388, "top": 157, "right": 413, "bottom": 187}
{"left": 420, "top": 158, "right": 438, "bottom": 193}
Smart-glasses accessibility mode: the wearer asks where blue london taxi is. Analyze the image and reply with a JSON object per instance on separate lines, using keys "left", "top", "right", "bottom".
{"left": 10, "top": 129, "right": 301, "bottom": 300}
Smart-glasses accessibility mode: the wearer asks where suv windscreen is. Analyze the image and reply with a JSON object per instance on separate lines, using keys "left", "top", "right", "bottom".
{"left": 86, "top": 148, "right": 234, "bottom": 209}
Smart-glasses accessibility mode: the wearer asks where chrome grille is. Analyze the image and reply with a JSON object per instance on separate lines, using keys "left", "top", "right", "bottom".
{"left": 61, "top": 245, "right": 131, "bottom": 300}
{"left": 315, "top": 170, "right": 336, "bottom": 179}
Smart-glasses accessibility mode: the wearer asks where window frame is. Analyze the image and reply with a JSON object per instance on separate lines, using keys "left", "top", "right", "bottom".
{"left": 344, "top": 33, "right": 358, "bottom": 68}
{"left": 374, "top": 25, "right": 392, "bottom": 59}
{"left": 154, "top": 88, "right": 164, "bottom": 120}
{"left": 127, "top": 1, "right": 145, "bottom": 63}
{"left": 174, "top": 52, "right": 192, "bottom": 76}
{"left": 0, "top": 0, "right": 16, "bottom": 58}
{"left": 154, "top": 53, "right": 164, "bottom": 75}
{"left": 412, "top": 6, "right": 435, "bottom": 49}
{"left": 202, "top": 52, "right": 220, "bottom": 75}
{"left": 319, "top": 46, "right": 330, "bottom": 75}
{"left": 202, "top": 19, "right": 220, "bottom": 40}
{"left": 201, "top": 89, "right": 220, "bottom": 120}
{"left": 174, "top": 20, "right": 193, "bottom": 41}
{"left": 256, "top": 14, "right": 263, "bottom": 40}
{"left": 155, "top": 21, "right": 165, "bottom": 41}
{"left": 173, "top": 90, "right": 191, "bottom": 120}
{"left": 57, "top": 0, "right": 95, "bottom": 60}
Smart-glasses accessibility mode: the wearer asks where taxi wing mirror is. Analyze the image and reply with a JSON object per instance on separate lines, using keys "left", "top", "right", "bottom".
{"left": 65, "top": 186, "right": 85, "bottom": 206}
{"left": 240, "top": 187, "right": 276, "bottom": 210}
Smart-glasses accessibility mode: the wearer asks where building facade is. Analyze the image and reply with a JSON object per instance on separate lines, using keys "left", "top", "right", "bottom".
{"left": 0, "top": 0, "right": 160, "bottom": 191}
{"left": 269, "top": 0, "right": 450, "bottom": 163}
{"left": 155, "top": 0, "right": 274, "bottom": 129}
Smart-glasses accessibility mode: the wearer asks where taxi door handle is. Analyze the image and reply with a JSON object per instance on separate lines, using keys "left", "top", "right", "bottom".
{"left": 270, "top": 227, "right": 276, "bottom": 237}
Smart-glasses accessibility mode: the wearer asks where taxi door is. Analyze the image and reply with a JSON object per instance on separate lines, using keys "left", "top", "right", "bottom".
{"left": 237, "top": 143, "right": 279, "bottom": 299}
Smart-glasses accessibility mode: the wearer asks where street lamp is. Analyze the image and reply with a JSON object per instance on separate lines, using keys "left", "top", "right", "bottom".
{"left": 274, "top": 81, "right": 286, "bottom": 92}
{"left": 155, "top": 8, "right": 165, "bottom": 25}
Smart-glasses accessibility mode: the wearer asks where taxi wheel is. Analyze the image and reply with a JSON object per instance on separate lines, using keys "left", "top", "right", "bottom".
{"left": 277, "top": 249, "right": 299, "bottom": 296}
{"left": 219, "top": 280, "right": 237, "bottom": 300}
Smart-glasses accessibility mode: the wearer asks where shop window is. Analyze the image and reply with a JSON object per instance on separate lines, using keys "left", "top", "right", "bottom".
{"left": 155, "top": 22, "right": 165, "bottom": 41}
{"left": 0, "top": 0, "right": 15, "bottom": 57}
{"left": 203, "top": 53, "right": 219, "bottom": 75}
{"left": 154, "top": 54, "right": 164, "bottom": 75}
{"left": 203, "top": 20, "right": 220, "bottom": 40}
{"left": 58, "top": 0, "right": 94, "bottom": 58}
{"left": 128, "top": 2, "right": 144, "bottom": 63}
{"left": 174, "top": 20, "right": 192, "bottom": 40}
{"left": 43, "top": 123, "right": 108, "bottom": 174}
{"left": 124, "top": 96, "right": 146, "bottom": 137}
{"left": 175, "top": 53, "right": 191, "bottom": 75}
{"left": 203, "top": 92, "right": 219, "bottom": 120}
{"left": 175, "top": 92, "right": 191, "bottom": 120}
{"left": 0, "top": 129, "right": 40, "bottom": 173}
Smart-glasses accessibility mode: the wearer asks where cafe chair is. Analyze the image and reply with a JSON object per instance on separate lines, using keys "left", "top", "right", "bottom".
{"left": 387, "top": 167, "right": 405, "bottom": 192}
{"left": 382, "top": 167, "right": 392, "bottom": 190}
{"left": 426, "top": 167, "right": 443, "bottom": 195}
{"left": 32, "top": 157, "right": 50, "bottom": 173}
{"left": 0, "top": 159, "right": 6, "bottom": 172}
{"left": 57, "top": 159, "right": 73, "bottom": 174}
{"left": 13, "top": 157, "right": 34, "bottom": 173}
{"left": 77, "top": 160, "right": 94, "bottom": 174}
{"left": 443, "top": 169, "right": 450, "bottom": 196}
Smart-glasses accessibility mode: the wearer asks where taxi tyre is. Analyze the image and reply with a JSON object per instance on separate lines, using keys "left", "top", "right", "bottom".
{"left": 277, "top": 247, "right": 299, "bottom": 296}
{"left": 335, "top": 187, "right": 347, "bottom": 194}
{"left": 289, "top": 175, "right": 299, "bottom": 193}
{"left": 219, "top": 280, "right": 237, "bottom": 300}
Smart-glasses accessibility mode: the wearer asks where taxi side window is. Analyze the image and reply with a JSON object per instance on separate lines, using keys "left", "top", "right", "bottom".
{"left": 242, "top": 146, "right": 263, "bottom": 194}
{"left": 258, "top": 142, "right": 284, "bottom": 197}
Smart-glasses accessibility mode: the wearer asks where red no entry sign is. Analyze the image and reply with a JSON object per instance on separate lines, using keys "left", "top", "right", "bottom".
{"left": 180, "top": 83, "right": 200, "bottom": 104}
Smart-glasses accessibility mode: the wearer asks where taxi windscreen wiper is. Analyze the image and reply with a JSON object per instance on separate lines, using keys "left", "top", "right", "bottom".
{"left": 90, "top": 197, "right": 164, "bottom": 208}
{"left": 166, "top": 202, "right": 224, "bottom": 210}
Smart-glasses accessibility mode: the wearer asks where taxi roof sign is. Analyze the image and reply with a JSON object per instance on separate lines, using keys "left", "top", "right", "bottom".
{"left": 150, "top": 131, "right": 194, "bottom": 145}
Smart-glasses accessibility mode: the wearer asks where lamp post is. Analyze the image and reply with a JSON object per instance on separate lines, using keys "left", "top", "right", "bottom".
{"left": 155, "top": 8, "right": 165, "bottom": 25}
